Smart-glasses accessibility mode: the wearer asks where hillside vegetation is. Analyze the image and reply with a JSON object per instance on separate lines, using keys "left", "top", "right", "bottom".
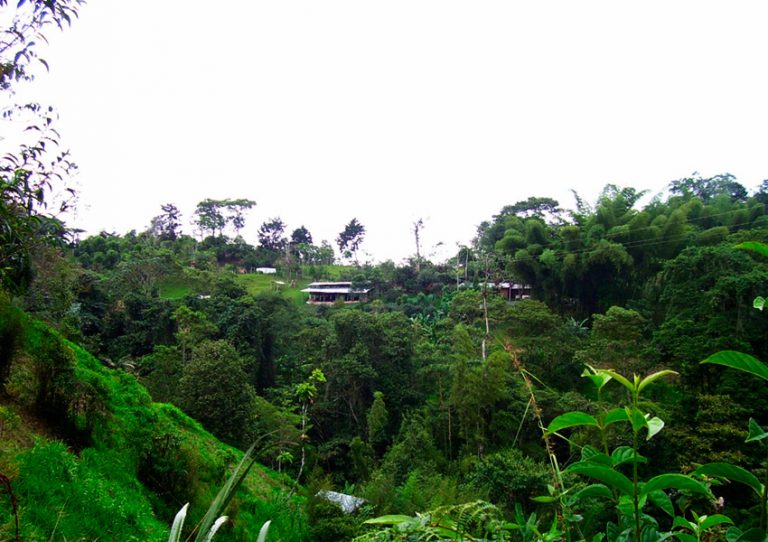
{"left": 8, "top": 2, "right": 768, "bottom": 541}
{"left": 0, "top": 294, "right": 305, "bottom": 541}
{"left": 5, "top": 174, "right": 768, "bottom": 542}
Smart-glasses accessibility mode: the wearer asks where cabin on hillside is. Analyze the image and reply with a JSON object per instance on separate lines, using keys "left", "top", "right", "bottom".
{"left": 301, "top": 282, "right": 372, "bottom": 304}
{"left": 498, "top": 282, "right": 532, "bottom": 301}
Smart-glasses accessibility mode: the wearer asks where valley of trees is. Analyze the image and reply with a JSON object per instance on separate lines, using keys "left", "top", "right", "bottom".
{"left": 5, "top": 2, "right": 768, "bottom": 541}
{"left": 4, "top": 171, "right": 768, "bottom": 541}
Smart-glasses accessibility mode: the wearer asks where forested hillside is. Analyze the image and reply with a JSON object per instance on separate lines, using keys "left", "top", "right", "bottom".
{"left": 4, "top": 167, "right": 768, "bottom": 540}
{"left": 4, "top": 2, "right": 768, "bottom": 541}
{"left": 0, "top": 294, "right": 304, "bottom": 541}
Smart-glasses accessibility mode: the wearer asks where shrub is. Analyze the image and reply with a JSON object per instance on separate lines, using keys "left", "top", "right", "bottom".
{"left": 179, "top": 340, "right": 256, "bottom": 448}
{"left": 464, "top": 447, "right": 550, "bottom": 513}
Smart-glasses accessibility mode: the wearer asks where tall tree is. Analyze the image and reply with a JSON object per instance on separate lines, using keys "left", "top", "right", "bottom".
{"left": 337, "top": 218, "right": 365, "bottom": 264}
{"left": 192, "top": 198, "right": 255, "bottom": 238}
{"left": 669, "top": 173, "right": 748, "bottom": 203}
{"left": 226, "top": 198, "right": 256, "bottom": 235}
{"left": 506, "top": 196, "right": 562, "bottom": 223}
{"left": 290, "top": 226, "right": 313, "bottom": 246}
{"left": 149, "top": 203, "right": 182, "bottom": 241}
{"left": 258, "top": 217, "right": 288, "bottom": 252}
{"left": 0, "top": 0, "right": 82, "bottom": 290}
{"left": 318, "top": 240, "right": 335, "bottom": 265}
{"left": 179, "top": 339, "right": 256, "bottom": 448}
{"left": 193, "top": 199, "right": 227, "bottom": 238}
{"left": 413, "top": 218, "right": 424, "bottom": 273}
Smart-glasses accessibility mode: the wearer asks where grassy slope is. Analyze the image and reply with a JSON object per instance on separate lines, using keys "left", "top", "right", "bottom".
{"left": 0, "top": 299, "right": 302, "bottom": 541}
{"left": 157, "top": 276, "right": 194, "bottom": 299}
{"left": 153, "top": 262, "right": 357, "bottom": 305}
{"left": 235, "top": 265, "right": 357, "bottom": 305}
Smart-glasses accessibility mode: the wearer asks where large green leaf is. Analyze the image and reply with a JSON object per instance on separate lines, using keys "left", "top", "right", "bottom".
{"left": 194, "top": 442, "right": 260, "bottom": 542}
{"left": 531, "top": 496, "right": 558, "bottom": 505}
{"left": 701, "top": 351, "right": 768, "bottom": 382}
{"left": 582, "top": 364, "right": 613, "bottom": 390}
{"left": 565, "top": 463, "right": 634, "bottom": 496}
{"left": 602, "top": 369, "right": 634, "bottom": 394}
{"left": 547, "top": 412, "right": 599, "bottom": 434}
{"left": 673, "top": 516, "right": 693, "bottom": 530}
{"left": 570, "top": 484, "right": 614, "bottom": 502}
{"left": 699, "top": 515, "right": 734, "bottom": 532}
{"left": 642, "top": 474, "right": 711, "bottom": 496}
{"left": 627, "top": 407, "right": 647, "bottom": 433}
{"left": 256, "top": 521, "right": 272, "bottom": 542}
{"left": 747, "top": 418, "right": 768, "bottom": 443}
{"left": 646, "top": 416, "right": 665, "bottom": 440}
{"left": 204, "top": 517, "right": 229, "bottom": 542}
{"left": 581, "top": 445, "right": 613, "bottom": 466}
{"left": 434, "top": 527, "right": 462, "bottom": 540}
{"left": 168, "top": 503, "right": 189, "bottom": 542}
{"left": 736, "top": 241, "right": 768, "bottom": 258}
{"left": 638, "top": 370, "right": 678, "bottom": 394}
{"left": 604, "top": 408, "right": 630, "bottom": 426}
{"left": 647, "top": 489, "right": 674, "bottom": 517}
{"left": 611, "top": 446, "right": 648, "bottom": 466}
{"left": 733, "top": 527, "right": 768, "bottom": 542}
{"left": 364, "top": 515, "right": 413, "bottom": 525}
{"left": 694, "top": 463, "right": 765, "bottom": 496}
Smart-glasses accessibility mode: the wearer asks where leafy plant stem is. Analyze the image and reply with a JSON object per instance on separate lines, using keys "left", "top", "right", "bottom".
{"left": 631, "top": 391, "right": 640, "bottom": 542}
{"left": 632, "top": 427, "right": 640, "bottom": 542}
{"left": 289, "top": 401, "right": 308, "bottom": 499}
{"left": 507, "top": 343, "right": 578, "bottom": 542}
{"left": 512, "top": 397, "right": 533, "bottom": 449}
{"left": 761, "top": 455, "right": 768, "bottom": 531}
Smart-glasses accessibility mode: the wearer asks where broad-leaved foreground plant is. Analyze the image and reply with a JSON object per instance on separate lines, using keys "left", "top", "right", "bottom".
{"left": 167, "top": 441, "right": 271, "bottom": 542}
{"left": 692, "top": 241, "right": 768, "bottom": 542}
{"left": 354, "top": 365, "right": 729, "bottom": 542}
{"left": 544, "top": 367, "right": 718, "bottom": 542}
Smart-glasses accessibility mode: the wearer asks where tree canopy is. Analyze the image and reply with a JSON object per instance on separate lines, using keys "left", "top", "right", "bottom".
{"left": 337, "top": 218, "right": 366, "bottom": 263}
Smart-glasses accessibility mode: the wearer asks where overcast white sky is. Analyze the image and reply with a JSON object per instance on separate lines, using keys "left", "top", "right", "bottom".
{"left": 15, "top": 1, "right": 768, "bottom": 262}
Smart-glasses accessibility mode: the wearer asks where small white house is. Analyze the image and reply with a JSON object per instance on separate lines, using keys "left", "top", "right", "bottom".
{"left": 301, "top": 282, "right": 372, "bottom": 304}
{"left": 498, "top": 282, "right": 532, "bottom": 301}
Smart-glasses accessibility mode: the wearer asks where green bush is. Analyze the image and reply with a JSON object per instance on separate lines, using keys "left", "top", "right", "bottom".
{"left": 179, "top": 340, "right": 256, "bottom": 448}
{"left": 464, "top": 447, "right": 550, "bottom": 513}
{"left": 0, "top": 294, "right": 22, "bottom": 384}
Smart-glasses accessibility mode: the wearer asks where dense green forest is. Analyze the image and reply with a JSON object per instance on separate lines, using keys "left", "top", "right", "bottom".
{"left": 5, "top": 2, "right": 768, "bottom": 541}
{"left": 6, "top": 171, "right": 768, "bottom": 540}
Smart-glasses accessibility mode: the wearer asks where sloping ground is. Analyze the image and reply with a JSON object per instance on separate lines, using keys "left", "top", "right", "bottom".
{"left": 0, "top": 296, "right": 305, "bottom": 541}
{"left": 235, "top": 273, "right": 311, "bottom": 304}
{"left": 234, "top": 265, "right": 357, "bottom": 305}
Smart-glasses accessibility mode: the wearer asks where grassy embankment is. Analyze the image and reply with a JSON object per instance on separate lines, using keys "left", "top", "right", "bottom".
{"left": 0, "top": 296, "right": 306, "bottom": 541}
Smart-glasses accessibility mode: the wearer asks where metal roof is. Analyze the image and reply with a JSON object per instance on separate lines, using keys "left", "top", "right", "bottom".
{"left": 301, "top": 286, "right": 371, "bottom": 294}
